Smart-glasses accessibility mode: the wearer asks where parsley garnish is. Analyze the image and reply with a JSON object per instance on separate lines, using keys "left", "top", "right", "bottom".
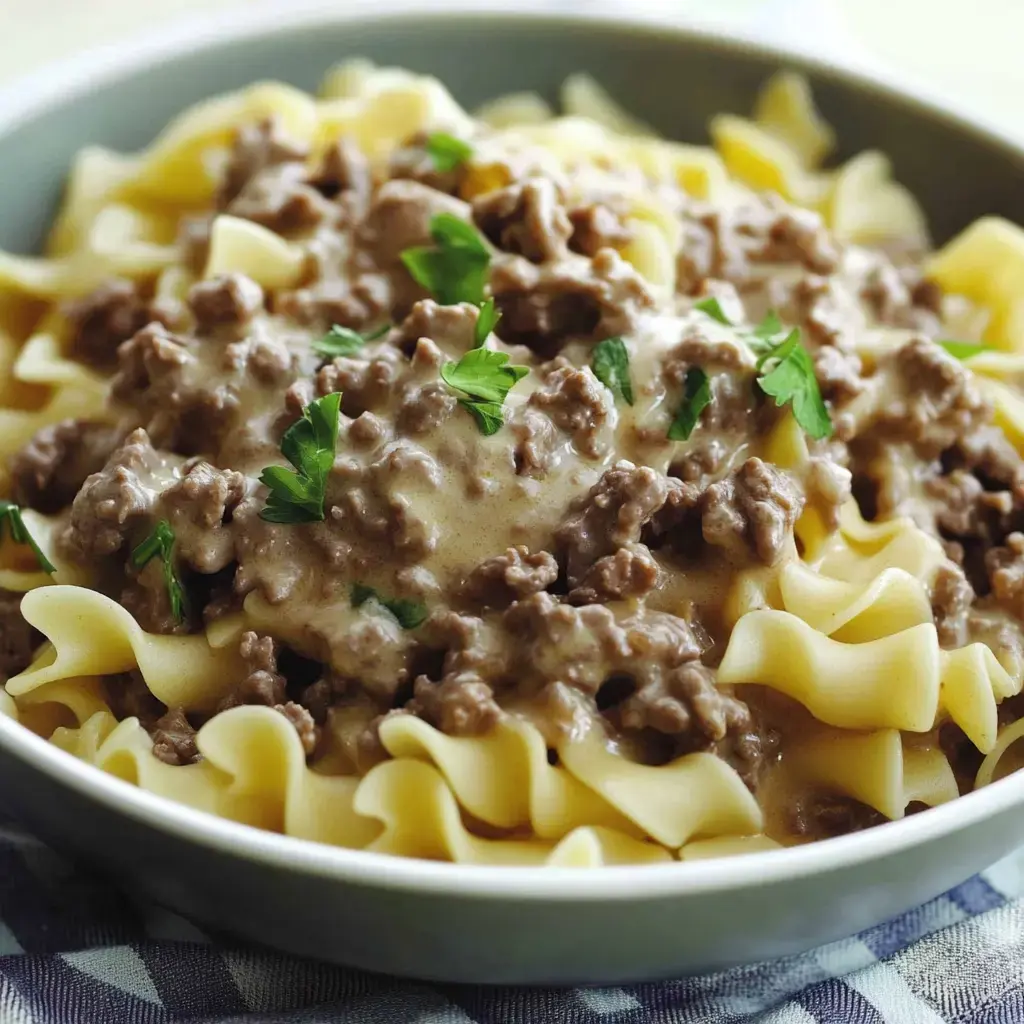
{"left": 131, "top": 520, "right": 187, "bottom": 623}
{"left": 668, "top": 367, "right": 712, "bottom": 441}
{"left": 474, "top": 297, "right": 501, "bottom": 348}
{"left": 940, "top": 340, "right": 988, "bottom": 360}
{"left": 440, "top": 347, "right": 529, "bottom": 435}
{"left": 756, "top": 328, "right": 832, "bottom": 440}
{"left": 0, "top": 501, "right": 55, "bottom": 575}
{"left": 352, "top": 583, "right": 428, "bottom": 629}
{"left": 312, "top": 323, "right": 389, "bottom": 359}
{"left": 259, "top": 392, "right": 341, "bottom": 524}
{"left": 591, "top": 337, "right": 634, "bottom": 406}
{"left": 401, "top": 213, "right": 490, "bottom": 306}
{"left": 693, "top": 297, "right": 732, "bottom": 326}
{"left": 425, "top": 132, "right": 473, "bottom": 173}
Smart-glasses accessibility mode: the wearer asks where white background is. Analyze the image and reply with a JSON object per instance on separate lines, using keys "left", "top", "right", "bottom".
{"left": 1, "top": 0, "right": 1023, "bottom": 139}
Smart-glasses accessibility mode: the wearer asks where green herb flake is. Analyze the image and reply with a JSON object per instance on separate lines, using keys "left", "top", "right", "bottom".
{"left": 351, "top": 583, "right": 428, "bottom": 629}
{"left": 130, "top": 520, "right": 187, "bottom": 623}
{"left": 474, "top": 297, "right": 501, "bottom": 348}
{"left": 693, "top": 296, "right": 732, "bottom": 326}
{"left": 259, "top": 392, "right": 341, "bottom": 524}
{"left": 400, "top": 213, "right": 491, "bottom": 306}
{"left": 591, "top": 337, "right": 634, "bottom": 406}
{"left": 313, "top": 323, "right": 389, "bottom": 359}
{"left": 756, "top": 328, "right": 832, "bottom": 440}
{"left": 425, "top": 132, "right": 473, "bottom": 173}
{"left": 668, "top": 367, "right": 712, "bottom": 441}
{"left": 440, "top": 347, "right": 529, "bottom": 436}
{"left": 0, "top": 501, "right": 56, "bottom": 575}
{"left": 940, "top": 340, "right": 989, "bottom": 360}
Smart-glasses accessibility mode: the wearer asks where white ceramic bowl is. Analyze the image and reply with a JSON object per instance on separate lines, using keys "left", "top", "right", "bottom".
{"left": 3, "top": 2, "right": 1024, "bottom": 985}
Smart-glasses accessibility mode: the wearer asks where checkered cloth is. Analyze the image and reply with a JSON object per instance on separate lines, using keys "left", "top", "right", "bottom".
{"left": 0, "top": 817, "right": 1022, "bottom": 1022}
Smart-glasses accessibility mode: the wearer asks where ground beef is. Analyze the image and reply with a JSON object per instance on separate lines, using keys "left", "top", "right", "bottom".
{"left": 151, "top": 707, "right": 200, "bottom": 766}
{"left": 472, "top": 178, "right": 571, "bottom": 263}
{"left": 490, "top": 249, "right": 654, "bottom": 353}
{"left": 61, "top": 428, "right": 162, "bottom": 559}
{"left": 925, "top": 469, "right": 1014, "bottom": 544}
{"left": 121, "top": 559, "right": 189, "bottom": 636}
{"left": 219, "top": 631, "right": 287, "bottom": 709}
{"left": 568, "top": 543, "right": 659, "bottom": 605}
{"left": 312, "top": 138, "right": 372, "bottom": 205}
{"left": 987, "top": 533, "right": 1024, "bottom": 620}
{"left": 187, "top": 274, "right": 264, "bottom": 332}
{"left": 814, "top": 346, "right": 865, "bottom": 404}
{"left": 112, "top": 324, "right": 240, "bottom": 454}
{"left": 227, "top": 165, "right": 330, "bottom": 235}
{"left": 932, "top": 561, "right": 975, "bottom": 648}
{"left": 64, "top": 280, "right": 167, "bottom": 371}
{"left": 700, "top": 458, "right": 804, "bottom": 564}
{"left": 275, "top": 701, "right": 320, "bottom": 756}
{"left": 860, "top": 263, "right": 943, "bottom": 335}
{"left": 396, "top": 381, "right": 457, "bottom": 435}
{"left": 568, "top": 203, "right": 632, "bottom": 257}
{"left": 360, "top": 179, "right": 471, "bottom": 265}
{"left": 387, "top": 131, "right": 465, "bottom": 196}
{"left": 460, "top": 546, "right": 559, "bottom": 608}
{"left": 0, "top": 590, "right": 39, "bottom": 678}
{"left": 218, "top": 117, "right": 309, "bottom": 206}
{"left": 158, "top": 459, "right": 245, "bottom": 573}
{"left": 275, "top": 271, "right": 393, "bottom": 332}
{"left": 881, "top": 338, "right": 989, "bottom": 454}
{"left": 10, "top": 420, "right": 120, "bottom": 513}
{"left": 316, "top": 348, "right": 404, "bottom": 418}
{"left": 617, "top": 661, "right": 750, "bottom": 744}
{"left": 556, "top": 462, "right": 680, "bottom": 585}
{"left": 527, "top": 365, "right": 612, "bottom": 458}
{"left": 395, "top": 299, "right": 479, "bottom": 354}
{"left": 663, "top": 326, "right": 751, "bottom": 376}
{"left": 406, "top": 674, "right": 502, "bottom": 736}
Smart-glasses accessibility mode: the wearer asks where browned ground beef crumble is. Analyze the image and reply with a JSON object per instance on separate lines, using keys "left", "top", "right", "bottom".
{"left": 5, "top": 114, "right": 1024, "bottom": 845}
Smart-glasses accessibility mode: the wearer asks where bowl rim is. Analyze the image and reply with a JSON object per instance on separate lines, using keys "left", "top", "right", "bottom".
{"left": 2, "top": 0, "right": 1024, "bottom": 900}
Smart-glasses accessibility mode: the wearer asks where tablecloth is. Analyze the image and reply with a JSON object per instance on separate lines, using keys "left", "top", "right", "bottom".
{"left": 0, "top": 815, "right": 1022, "bottom": 1023}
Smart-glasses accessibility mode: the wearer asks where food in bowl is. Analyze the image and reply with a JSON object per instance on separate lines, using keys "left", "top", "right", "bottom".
{"left": 0, "top": 61, "right": 1022, "bottom": 867}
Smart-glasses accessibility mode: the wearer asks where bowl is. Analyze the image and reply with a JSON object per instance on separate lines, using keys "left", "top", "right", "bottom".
{"left": 2, "top": 1, "right": 1024, "bottom": 986}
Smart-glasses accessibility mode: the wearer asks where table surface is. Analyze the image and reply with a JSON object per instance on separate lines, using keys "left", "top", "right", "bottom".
{"left": 3, "top": 0, "right": 1024, "bottom": 141}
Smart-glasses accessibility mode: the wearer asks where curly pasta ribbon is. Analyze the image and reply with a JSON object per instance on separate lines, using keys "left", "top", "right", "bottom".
{"left": 7, "top": 586, "right": 245, "bottom": 711}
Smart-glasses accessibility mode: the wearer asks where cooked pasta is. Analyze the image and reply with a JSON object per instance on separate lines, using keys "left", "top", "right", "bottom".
{"left": 1, "top": 62, "right": 1023, "bottom": 866}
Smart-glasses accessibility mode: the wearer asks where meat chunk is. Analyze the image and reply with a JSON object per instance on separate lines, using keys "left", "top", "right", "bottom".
{"left": 490, "top": 249, "right": 654, "bottom": 352}
{"left": 0, "top": 590, "right": 38, "bottom": 678}
{"left": 311, "top": 137, "right": 372, "bottom": 204}
{"left": 814, "top": 346, "right": 865, "bottom": 403}
{"left": 882, "top": 338, "right": 989, "bottom": 454}
{"left": 472, "top": 178, "right": 571, "bottom": 263}
{"left": 556, "top": 462, "right": 681, "bottom": 585}
{"left": 360, "top": 179, "right": 471, "bottom": 265}
{"left": 618, "top": 662, "right": 751, "bottom": 744}
{"left": 987, "top": 533, "right": 1024, "bottom": 620}
{"left": 701, "top": 458, "right": 804, "bottom": 564}
{"left": 275, "top": 701, "right": 320, "bottom": 756}
{"left": 568, "top": 203, "right": 632, "bottom": 257}
{"left": 64, "top": 280, "right": 165, "bottom": 370}
{"left": 187, "top": 274, "right": 264, "bottom": 332}
{"left": 527, "top": 365, "right": 613, "bottom": 458}
{"left": 227, "top": 165, "right": 329, "bottom": 235}
{"left": 151, "top": 707, "right": 200, "bottom": 766}
{"left": 931, "top": 561, "right": 975, "bottom": 648}
{"left": 218, "top": 117, "right": 309, "bottom": 206}
{"left": 395, "top": 299, "right": 479, "bottom": 354}
{"left": 10, "top": 420, "right": 120, "bottom": 513}
{"left": 460, "top": 546, "right": 558, "bottom": 608}
{"left": 788, "top": 793, "right": 885, "bottom": 840}
{"left": 925, "top": 469, "right": 1014, "bottom": 544}
{"left": 406, "top": 675, "right": 502, "bottom": 736}
{"left": 218, "top": 631, "right": 288, "bottom": 709}
{"left": 568, "top": 543, "right": 659, "bottom": 605}
{"left": 159, "top": 460, "right": 245, "bottom": 574}
{"left": 396, "top": 381, "right": 457, "bottom": 435}
{"left": 61, "top": 428, "right": 162, "bottom": 559}
{"left": 121, "top": 558, "right": 189, "bottom": 636}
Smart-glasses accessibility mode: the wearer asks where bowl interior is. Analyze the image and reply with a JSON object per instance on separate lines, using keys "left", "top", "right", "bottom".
{"left": 2, "top": 10, "right": 1023, "bottom": 258}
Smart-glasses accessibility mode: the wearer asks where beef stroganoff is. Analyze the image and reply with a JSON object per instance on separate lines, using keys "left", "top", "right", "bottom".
{"left": 0, "top": 64, "right": 1022, "bottom": 866}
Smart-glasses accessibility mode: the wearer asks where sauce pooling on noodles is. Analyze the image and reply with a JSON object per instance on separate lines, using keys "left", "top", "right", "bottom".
{"left": 2, "top": 66, "right": 1024, "bottom": 866}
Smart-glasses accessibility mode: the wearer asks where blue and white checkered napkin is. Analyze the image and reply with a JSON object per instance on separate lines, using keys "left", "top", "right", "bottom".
{"left": 0, "top": 816, "right": 1022, "bottom": 1024}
